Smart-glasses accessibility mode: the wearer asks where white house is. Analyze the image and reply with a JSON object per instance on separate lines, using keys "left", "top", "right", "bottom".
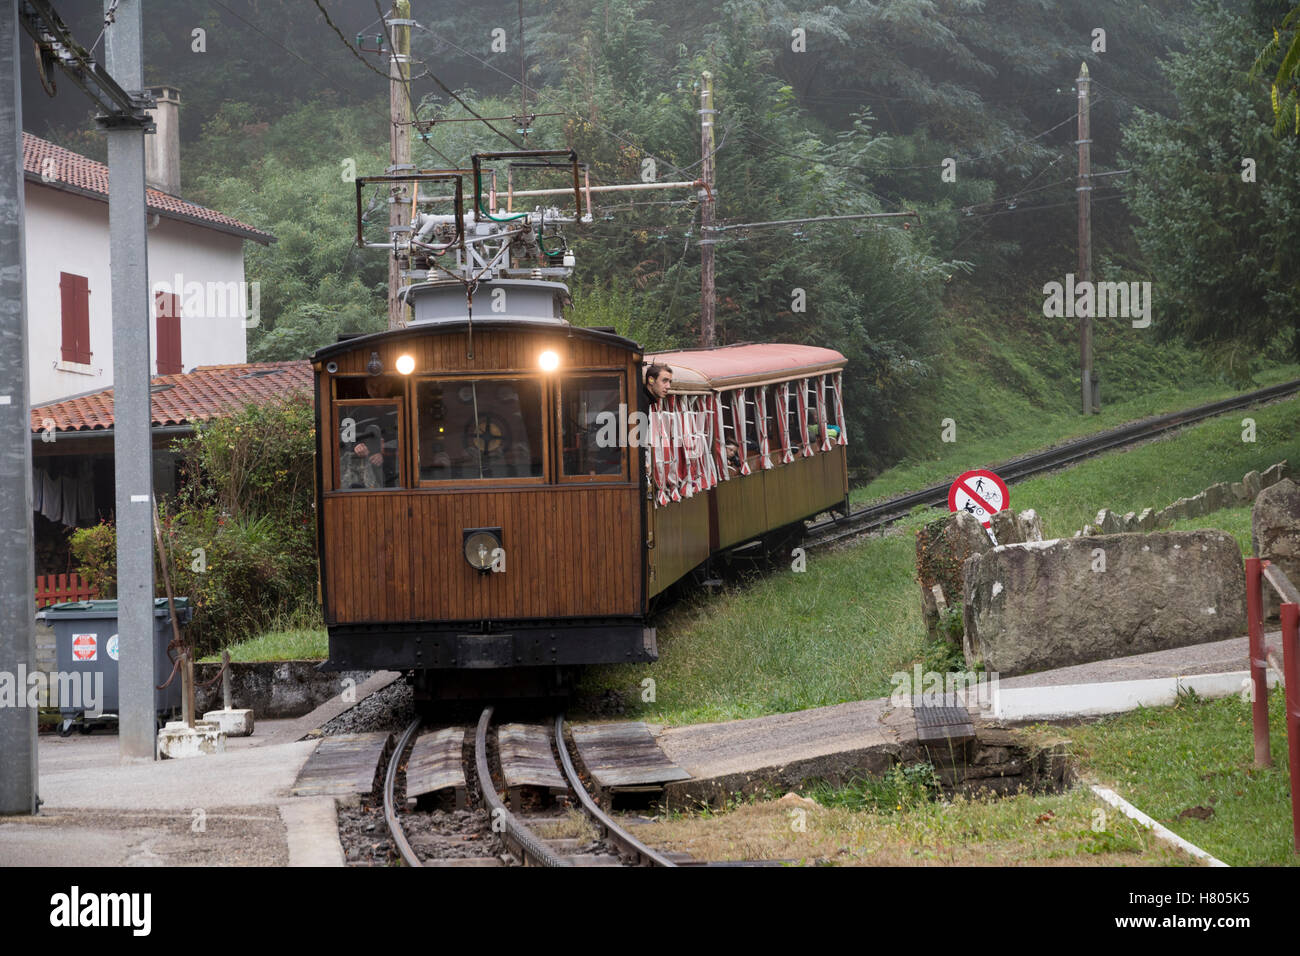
{"left": 22, "top": 87, "right": 274, "bottom": 406}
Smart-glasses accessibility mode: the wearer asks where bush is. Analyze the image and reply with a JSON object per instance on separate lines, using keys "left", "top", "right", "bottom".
{"left": 68, "top": 394, "right": 319, "bottom": 655}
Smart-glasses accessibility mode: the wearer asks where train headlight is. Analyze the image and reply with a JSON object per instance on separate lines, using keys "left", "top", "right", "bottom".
{"left": 539, "top": 349, "right": 560, "bottom": 372}
{"left": 463, "top": 528, "right": 503, "bottom": 573}
{"left": 396, "top": 354, "right": 415, "bottom": 375}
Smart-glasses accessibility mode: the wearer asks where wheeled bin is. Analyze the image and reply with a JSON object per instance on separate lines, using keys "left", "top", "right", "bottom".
{"left": 38, "top": 598, "right": 190, "bottom": 735}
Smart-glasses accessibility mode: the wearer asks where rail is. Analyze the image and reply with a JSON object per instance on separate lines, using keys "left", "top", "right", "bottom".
{"left": 384, "top": 718, "right": 424, "bottom": 867}
{"left": 805, "top": 377, "right": 1300, "bottom": 548}
{"left": 552, "top": 715, "right": 676, "bottom": 867}
{"left": 1245, "top": 557, "right": 1300, "bottom": 854}
{"left": 474, "top": 706, "right": 572, "bottom": 867}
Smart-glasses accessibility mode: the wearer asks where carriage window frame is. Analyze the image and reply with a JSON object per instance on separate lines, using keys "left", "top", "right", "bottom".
{"left": 411, "top": 373, "right": 549, "bottom": 487}
{"left": 330, "top": 395, "right": 407, "bottom": 492}
{"left": 556, "top": 369, "right": 629, "bottom": 484}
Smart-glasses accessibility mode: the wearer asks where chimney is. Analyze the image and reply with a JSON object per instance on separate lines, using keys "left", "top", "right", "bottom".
{"left": 144, "top": 85, "right": 181, "bottom": 196}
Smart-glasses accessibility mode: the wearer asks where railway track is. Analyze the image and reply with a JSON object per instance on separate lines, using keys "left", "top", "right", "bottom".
{"left": 383, "top": 708, "right": 677, "bottom": 867}
{"left": 803, "top": 377, "right": 1300, "bottom": 549}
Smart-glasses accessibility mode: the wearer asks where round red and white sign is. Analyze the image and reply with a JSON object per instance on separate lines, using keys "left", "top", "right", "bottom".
{"left": 947, "top": 469, "right": 1010, "bottom": 529}
{"left": 72, "top": 633, "right": 97, "bottom": 662}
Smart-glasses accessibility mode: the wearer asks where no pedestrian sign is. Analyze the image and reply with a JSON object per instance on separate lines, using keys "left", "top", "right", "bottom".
{"left": 948, "top": 469, "right": 1010, "bottom": 529}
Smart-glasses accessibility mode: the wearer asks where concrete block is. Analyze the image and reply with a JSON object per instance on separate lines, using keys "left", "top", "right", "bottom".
{"left": 158, "top": 720, "right": 226, "bottom": 759}
{"left": 203, "top": 708, "right": 255, "bottom": 737}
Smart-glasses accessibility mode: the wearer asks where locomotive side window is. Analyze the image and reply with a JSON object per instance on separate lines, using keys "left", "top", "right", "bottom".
{"left": 559, "top": 374, "right": 625, "bottom": 479}
{"left": 335, "top": 400, "right": 402, "bottom": 490}
{"left": 415, "top": 377, "right": 544, "bottom": 482}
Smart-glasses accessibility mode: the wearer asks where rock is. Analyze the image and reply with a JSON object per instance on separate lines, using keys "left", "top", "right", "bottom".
{"left": 1243, "top": 471, "right": 1263, "bottom": 500}
{"left": 990, "top": 509, "right": 1021, "bottom": 546}
{"left": 1136, "top": 508, "right": 1155, "bottom": 532}
{"left": 1096, "top": 509, "right": 1122, "bottom": 535}
{"left": 1262, "top": 461, "right": 1289, "bottom": 488}
{"left": 1016, "top": 509, "right": 1044, "bottom": 542}
{"left": 1232, "top": 482, "right": 1249, "bottom": 502}
{"left": 1121, "top": 511, "right": 1137, "bottom": 531}
{"left": 916, "top": 511, "right": 993, "bottom": 642}
{"left": 1204, "top": 483, "right": 1232, "bottom": 513}
{"left": 1186, "top": 492, "right": 1208, "bottom": 518}
{"left": 777, "top": 792, "right": 820, "bottom": 810}
{"left": 1154, "top": 507, "right": 1177, "bottom": 529}
{"left": 1081, "top": 525, "right": 1095, "bottom": 536}
{"left": 962, "top": 531, "right": 1247, "bottom": 676}
{"left": 1252, "top": 478, "right": 1300, "bottom": 621}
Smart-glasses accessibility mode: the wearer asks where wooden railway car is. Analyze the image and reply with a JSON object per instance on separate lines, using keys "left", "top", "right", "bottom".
{"left": 316, "top": 149, "right": 849, "bottom": 698}
{"left": 311, "top": 301, "right": 848, "bottom": 698}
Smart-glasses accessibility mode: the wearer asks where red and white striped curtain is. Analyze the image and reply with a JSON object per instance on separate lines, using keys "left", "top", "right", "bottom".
{"left": 670, "top": 395, "right": 695, "bottom": 498}
{"left": 694, "top": 395, "right": 719, "bottom": 490}
{"left": 649, "top": 403, "right": 671, "bottom": 506}
{"left": 832, "top": 371, "right": 847, "bottom": 446}
{"left": 776, "top": 382, "right": 796, "bottom": 464}
{"left": 795, "top": 378, "right": 813, "bottom": 457}
{"left": 711, "top": 392, "right": 730, "bottom": 481}
{"left": 733, "top": 388, "right": 752, "bottom": 476}
{"left": 755, "top": 385, "right": 773, "bottom": 470}
{"left": 816, "top": 376, "right": 832, "bottom": 452}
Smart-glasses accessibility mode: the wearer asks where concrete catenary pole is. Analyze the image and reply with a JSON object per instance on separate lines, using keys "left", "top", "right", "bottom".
{"left": 1077, "top": 62, "right": 1094, "bottom": 415}
{"left": 0, "top": 0, "right": 38, "bottom": 815}
{"left": 105, "top": 0, "right": 157, "bottom": 762}
{"left": 387, "top": 0, "right": 412, "bottom": 330}
{"left": 698, "top": 70, "right": 716, "bottom": 347}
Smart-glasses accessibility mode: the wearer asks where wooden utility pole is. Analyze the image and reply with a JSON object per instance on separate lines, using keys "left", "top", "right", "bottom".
{"left": 699, "top": 70, "right": 716, "bottom": 347}
{"left": 387, "top": 0, "right": 412, "bottom": 330}
{"left": 1077, "top": 61, "right": 1094, "bottom": 414}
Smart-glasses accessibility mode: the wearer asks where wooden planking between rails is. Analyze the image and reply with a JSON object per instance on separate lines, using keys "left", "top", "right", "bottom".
{"left": 323, "top": 485, "right": 641, "bottom": 623}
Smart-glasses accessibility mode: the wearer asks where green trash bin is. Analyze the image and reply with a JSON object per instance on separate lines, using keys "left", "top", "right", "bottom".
{"left": 38, "top": 598, "right": 190, "bottom": 735}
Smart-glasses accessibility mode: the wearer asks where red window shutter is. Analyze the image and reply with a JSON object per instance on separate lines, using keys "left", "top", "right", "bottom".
{"left": 155, "top": 292, "right": 182, "bottom": 375}
{"left": 59, "top": 272, "right": 90, "bottom": 364}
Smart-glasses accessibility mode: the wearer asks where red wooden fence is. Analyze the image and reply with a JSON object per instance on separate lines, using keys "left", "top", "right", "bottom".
{"left": 1245, "top": 556, "right": 1300, "bottom": 855}
{"left": 35, "top": 573, "right": 99, "bottom": 608}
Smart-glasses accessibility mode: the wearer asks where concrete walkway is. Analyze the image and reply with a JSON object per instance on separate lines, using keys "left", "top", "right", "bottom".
{"left": 651, "top": 630, "right": 1283, "bottom": 802}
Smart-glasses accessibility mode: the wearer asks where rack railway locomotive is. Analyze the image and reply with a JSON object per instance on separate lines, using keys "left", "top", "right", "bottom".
{"left": 313, "top": 150, "right": 849, "bottom": 698}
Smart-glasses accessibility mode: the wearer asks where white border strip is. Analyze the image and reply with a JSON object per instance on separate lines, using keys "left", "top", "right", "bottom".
{"left": 1091, "top": 785, "right": 1228, "bottom": 867}
{"left": 989, "top": 670, "right": 1278, "bottom": 722}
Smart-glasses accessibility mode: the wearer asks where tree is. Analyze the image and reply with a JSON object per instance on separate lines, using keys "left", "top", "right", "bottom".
{"left": 1123, "top": 0, "right": 1300, "bottom": 378}
{"left": 1252, "top": 1, "right": 1300, "bottom": 135}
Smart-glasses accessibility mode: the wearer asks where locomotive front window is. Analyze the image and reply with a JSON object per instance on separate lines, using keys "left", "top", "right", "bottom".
{"left": 416, "top": 378, "right": 544, "bottom": 481}
{"left": 559, "top": 374, "right": 624, "bottom": 479}
{"left": 335, "top": 400, "right": 402, "bottom": 490}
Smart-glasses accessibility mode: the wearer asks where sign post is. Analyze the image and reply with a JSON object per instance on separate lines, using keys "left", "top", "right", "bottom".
{"left": 948, "top": 469, "right": 1010, "bottom": 544}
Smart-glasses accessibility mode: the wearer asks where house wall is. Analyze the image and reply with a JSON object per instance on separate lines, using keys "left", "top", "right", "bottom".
{"left": 25, "top": 183, "right": 250, "bottom": 406}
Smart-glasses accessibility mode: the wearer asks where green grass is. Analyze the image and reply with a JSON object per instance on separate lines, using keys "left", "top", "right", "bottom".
{"left": 857, "top": 285, "right": 1300, "bottom": 504}
{"left": 1052, "top": 688, "right": 1299, "bottom": 866}
{"left": 1165, "top": 505, "right": 1255, "bottom": 555}
{"left": 580, "top": 395, "right": 1300, "bottom": 726}
{"left": 199, "top": 627, "right": 327, "bottom": 663}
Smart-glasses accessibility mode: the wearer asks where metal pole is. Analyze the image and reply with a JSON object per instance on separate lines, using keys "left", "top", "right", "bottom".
{"left": 1076, "top": 62, "right": 1094, "bottom": 415}
{"left": 387, "top": 0, "right": 411, "bottom": 330}
{"left": 0, "top": 0, "right": 38, "bottom": 815}
{"left": 1281, "top": 602, "right": 1300, "bottom": 854}
{"left": 699, "top": 70, "right": 716, "bottom": 348}
{"left": 1246, "top": 557, "right": 1272, "bottom": 767}
{"left": 104, "top": 0, "right": 156, "bottom": 762}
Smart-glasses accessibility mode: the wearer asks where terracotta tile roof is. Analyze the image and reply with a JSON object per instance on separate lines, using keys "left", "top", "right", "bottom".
{"left": 23, "top": 132, "right": 275, "bottom": 245}
{"left": 31, "top": 361, "right": 313, "bottom": 434}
